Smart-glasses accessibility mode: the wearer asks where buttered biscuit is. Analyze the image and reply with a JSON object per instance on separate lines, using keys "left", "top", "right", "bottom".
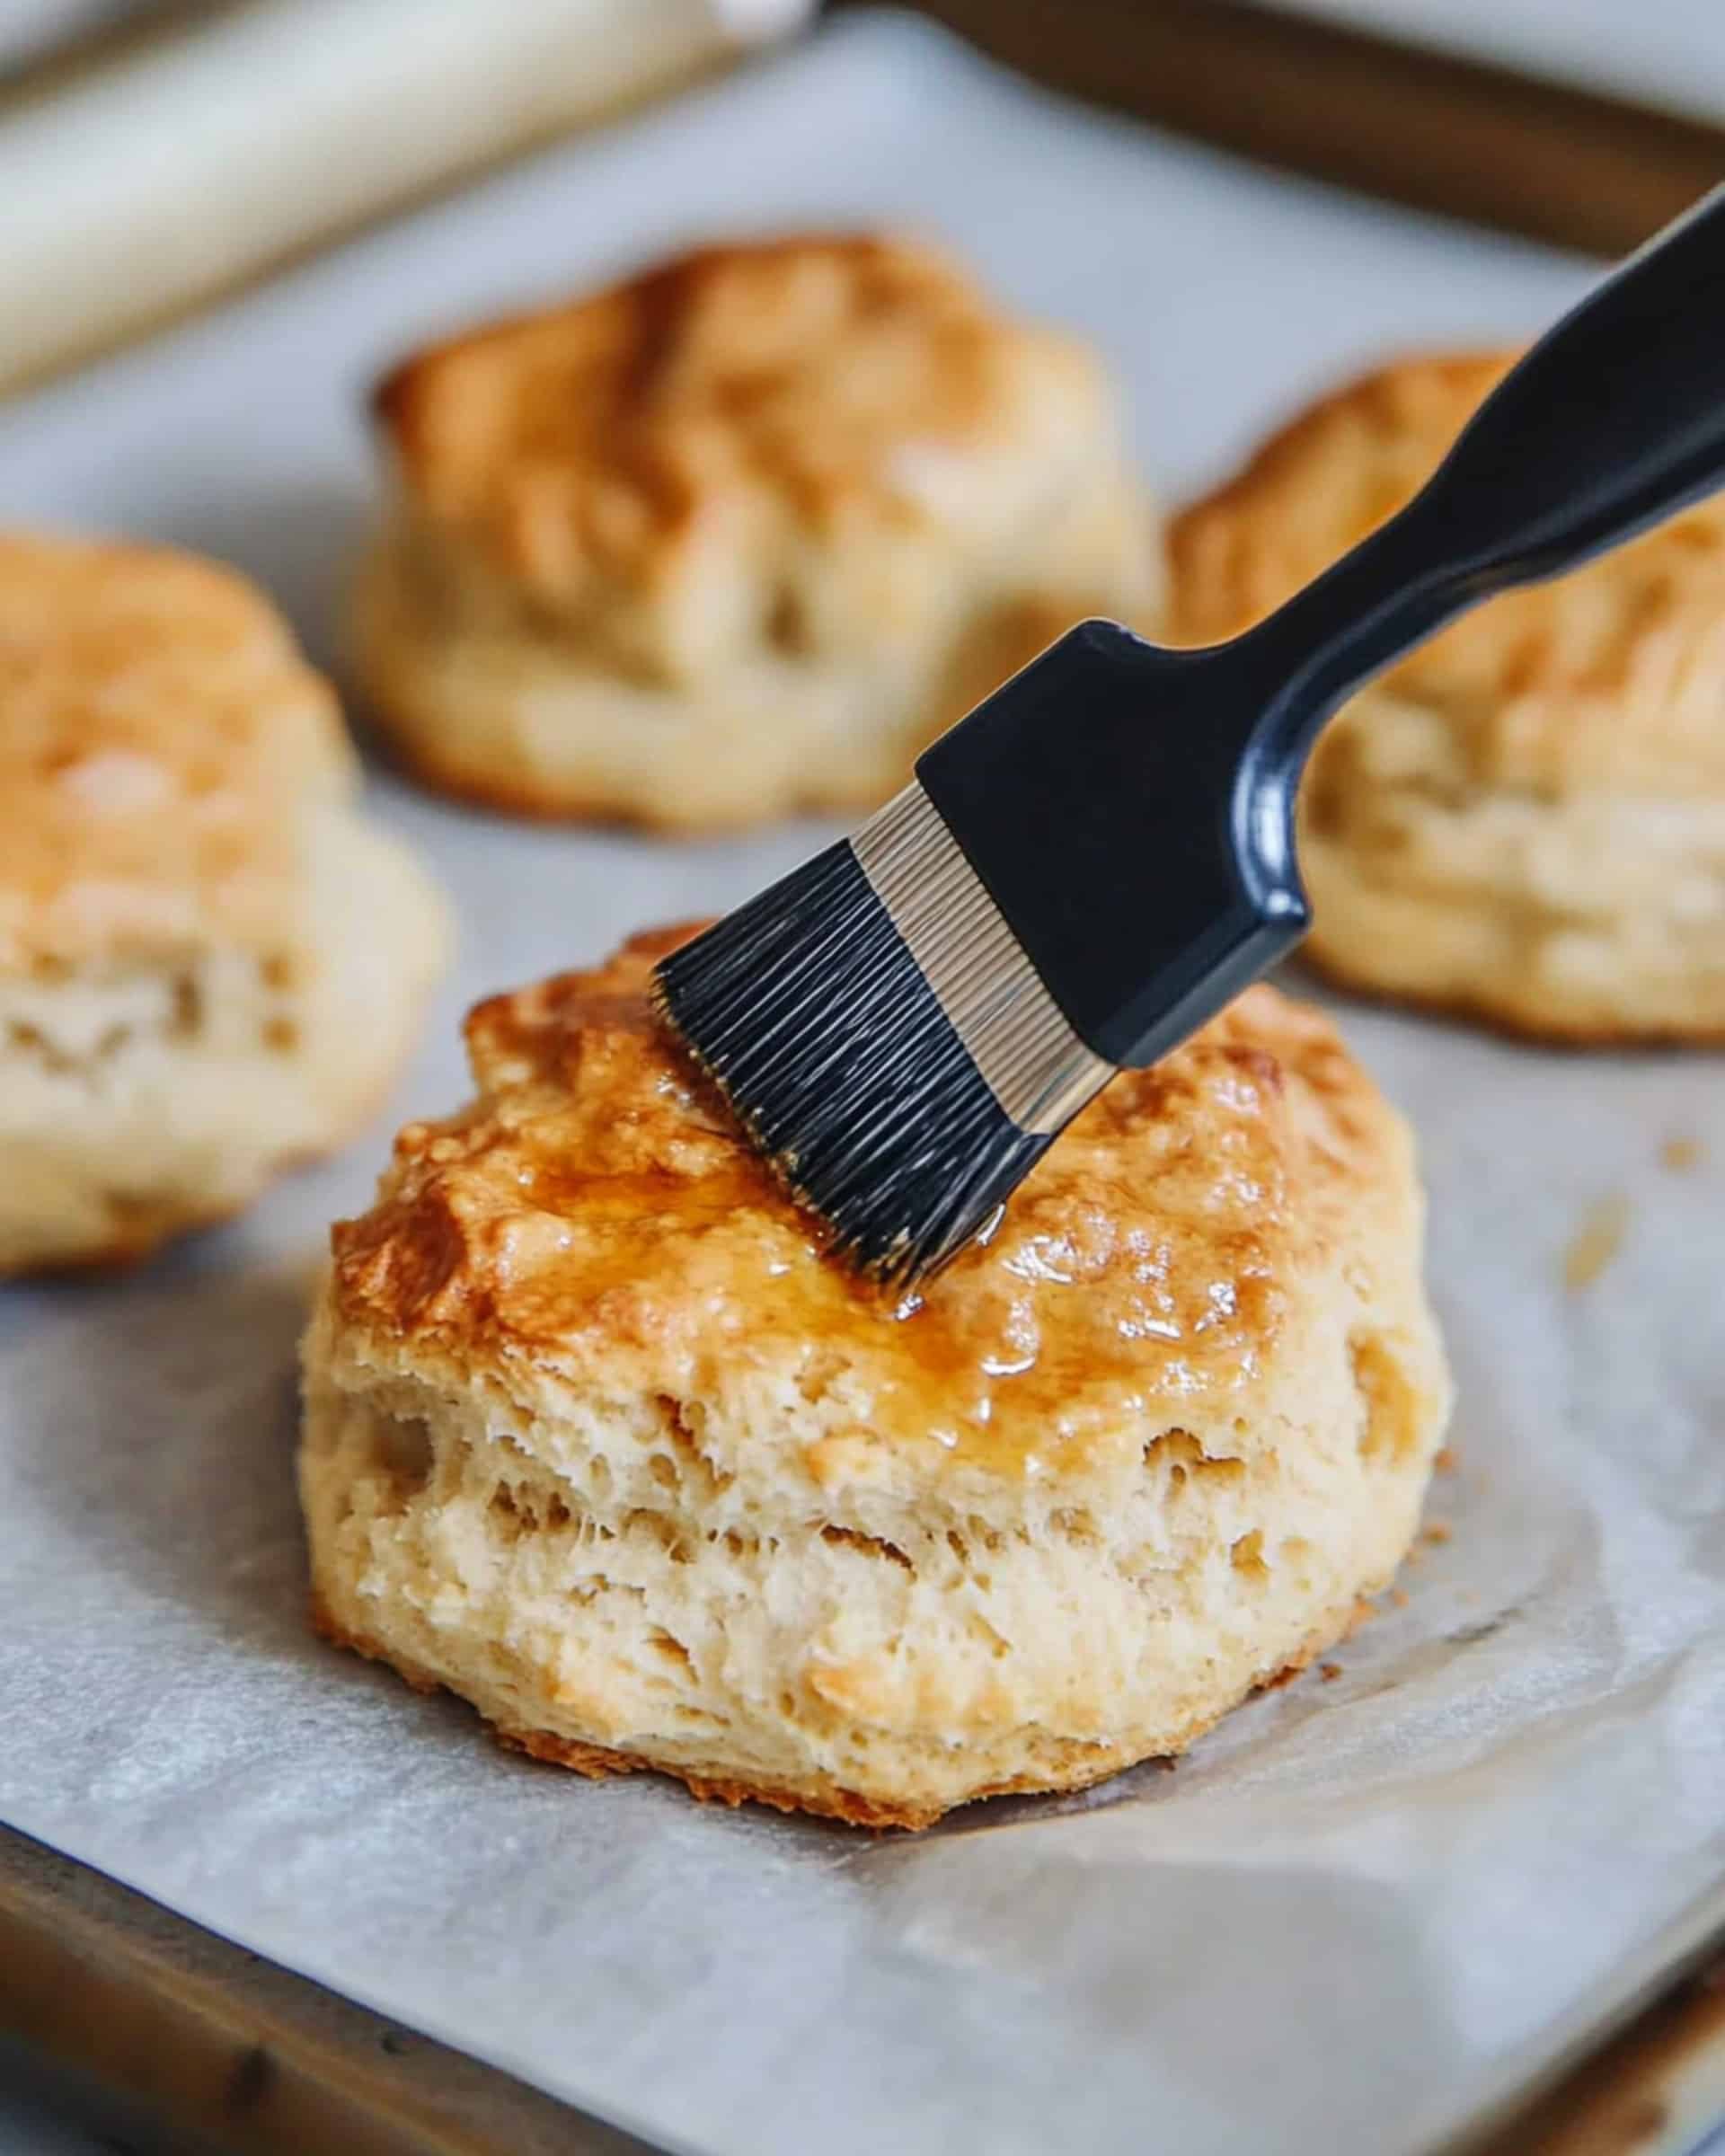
{"left": 0, "top": 533, "right": 448, "bottom": 1273}
{"left": 356, "top": 234, "right": 1160, "bottom": 827}
{"left": 1172, "top": 353, "right": 1725, "bottom": 1041}
{"left": 301, "top": 925, "right": 1449, "bottom": 1829}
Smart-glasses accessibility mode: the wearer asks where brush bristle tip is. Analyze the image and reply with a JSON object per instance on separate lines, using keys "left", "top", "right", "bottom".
{"left": 654, "top": 843, "right": 1052, "bottom": 1286}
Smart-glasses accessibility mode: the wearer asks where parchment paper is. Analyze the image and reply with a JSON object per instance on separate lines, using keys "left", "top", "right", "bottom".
{"left": 1, "top": 20, "right": 1721, "bottom": 2153}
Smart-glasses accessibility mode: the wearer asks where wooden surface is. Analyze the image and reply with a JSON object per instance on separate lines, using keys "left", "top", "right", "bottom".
{"left": 1486, "top": 1965, "right": 1725, "bottom": 2156}
{"left": 3, "top": 1822, "right": 1722, "bottom": 2156}
{"left": 0, "top": 1828, "right": 646, "bottom": 2156}
{"left": 854, "top": 0, "right": 1725, "bottom": 254}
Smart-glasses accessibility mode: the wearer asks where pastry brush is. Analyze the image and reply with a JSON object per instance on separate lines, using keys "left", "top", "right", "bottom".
{"left": 656, "top": 184, "right": 1725, "bottom": 1286}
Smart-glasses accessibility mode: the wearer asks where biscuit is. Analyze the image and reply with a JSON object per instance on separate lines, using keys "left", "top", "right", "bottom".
{"left": 0, "top": 532, "right": 449, "bottom": 1274}
{"left": 1172, "top": 353, "right": 1725, "bottom": 1042}
{"left": 300, "top": 925, "right": 1450, "bottom": 1829}
{"left": 355, "top": 234, "right": 1160, "bottom": 827}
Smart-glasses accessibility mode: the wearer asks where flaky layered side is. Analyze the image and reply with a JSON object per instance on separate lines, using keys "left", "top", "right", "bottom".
{"left": 0, "top": 531, "right": 448, "bottom": 1272}
{"left": 301, "top": 927, "right": 1450, "bottom": 1828}
{"left": 357, "top": 235, "right": 1160, "bottom": 827}
{"left": 1172, "top": 353, "right": 1725, "bottom": 1041}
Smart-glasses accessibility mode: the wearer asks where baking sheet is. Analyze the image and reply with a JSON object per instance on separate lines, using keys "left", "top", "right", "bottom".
{"left": 1, "top": 16, "right": 1721, "bottom": 2154}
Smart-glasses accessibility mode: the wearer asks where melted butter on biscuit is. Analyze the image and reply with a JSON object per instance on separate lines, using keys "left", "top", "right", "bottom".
{"left": 332, "top": 924, "right": 1406, "bottom": 1481}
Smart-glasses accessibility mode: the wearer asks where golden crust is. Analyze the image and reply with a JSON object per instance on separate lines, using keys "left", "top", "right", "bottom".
{"left": 330, "top": 925, "right": 1411, "bottom": 1487}
{"left": 361, "top": 234, "right": 1157, "bottom": 827}
{"left": 0, "top": 535, "right": 451, "bottom": 1273}
{"left": 1170, "top": 351, "right": 1725, "bottom": 797}
{"left": 0, "top": 531, "right": 354, "bottom": 971}
{"left": 377, "top": 234, "right": 1108, "bottom": 626}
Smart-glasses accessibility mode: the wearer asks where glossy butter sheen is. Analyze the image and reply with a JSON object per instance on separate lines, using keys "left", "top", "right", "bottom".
{"left": 331, "top": 928, "right": 1406, "bottom": 1485}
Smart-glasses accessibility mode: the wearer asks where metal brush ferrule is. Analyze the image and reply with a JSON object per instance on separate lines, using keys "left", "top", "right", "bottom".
{"left": 852, "top": 782, "right": 1115, "bottom": 1138}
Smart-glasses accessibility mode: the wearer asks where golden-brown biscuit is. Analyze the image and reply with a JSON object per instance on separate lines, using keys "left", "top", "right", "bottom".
{"left": 299, "top": 924, "right": 1450, "bottom": 1829}
{"left": 355, "top": 234, "right": 1161, "bottom": 827}
{"left": 0, "top": 532, "right": 449, "bottom": 1274}
{"left": 1172, "top": 352, "right": 1725, "bottom": 1042}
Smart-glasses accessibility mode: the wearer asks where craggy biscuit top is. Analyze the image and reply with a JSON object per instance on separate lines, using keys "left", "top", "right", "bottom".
{"left": 374, "top": 235, "right": 1128, "bottom": 681}
{"left": 1171, "top": 352, "right": 1725, "bottom": 795}
{"left": 330, "top": 926, "right": 1416, "bottom": 1487}
{"left": 0, "top": 533, "right": 353, "bottom": 971}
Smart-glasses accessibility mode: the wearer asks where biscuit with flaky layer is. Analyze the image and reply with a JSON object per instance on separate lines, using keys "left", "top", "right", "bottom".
{"left": 300, "top": 924, "right": 1449, "bottom": 1829}
{"left": 1172, "top": 352, "right": 1725, "bottom": 1042}
{"left": 355, "top": 234, "right": 1160, "bottom": 827}
{"left": 0, "top": 532, "right": 448, "bottom": 1273}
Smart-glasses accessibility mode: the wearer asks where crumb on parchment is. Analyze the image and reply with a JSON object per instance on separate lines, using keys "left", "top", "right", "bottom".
{"left": 1661, "top": 1135, "right": 1703, "bottom": 1172}
{"left": 1563, "top": 1194, "right": 1630, "bottom": 1292}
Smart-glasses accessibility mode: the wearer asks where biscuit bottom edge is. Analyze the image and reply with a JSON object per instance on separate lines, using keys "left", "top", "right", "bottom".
{"left": 0, "top": 810, "right": 447, "bottom": 1277}
{"left": 308, "top": 1589, "right": 952, "bottom": 1828}
{"left": 0, "top": 1190, "right": 249, "bottom": 1281}
{"left": 1298, "top": 925, "right": 1725, "bottom": 1049}
{"left": 1297, "top": 786, "right": 1725, "bottom": 1047}
{"left": 350, "top": 521, "right": 1160, "bottom": 835}
{"left": 308, "top": 1585, "right": 1384, "bottom": 1833}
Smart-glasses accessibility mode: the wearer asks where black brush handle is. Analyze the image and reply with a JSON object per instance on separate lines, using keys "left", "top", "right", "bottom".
{"left": 921, "top": 183, "right": 1725, "bottom": 1074}
{"left": 1243, "top": 181, "right": 1725, "bottom": 768}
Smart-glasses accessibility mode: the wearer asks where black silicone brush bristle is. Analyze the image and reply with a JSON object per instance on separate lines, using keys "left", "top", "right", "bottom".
{"left": 653, "top": 841, "right": 1048, "bottom": 1287}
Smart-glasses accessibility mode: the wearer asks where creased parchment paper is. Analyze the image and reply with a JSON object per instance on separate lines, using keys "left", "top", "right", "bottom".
{"left": 1, "top": 21, "right": 1721, "bottom": 2154}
